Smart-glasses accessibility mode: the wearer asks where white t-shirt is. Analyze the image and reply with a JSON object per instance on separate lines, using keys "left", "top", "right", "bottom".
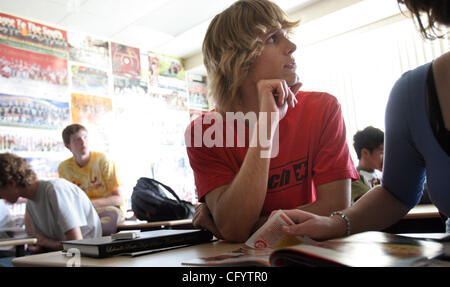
{"left": 0, "top": 200, "right": 10, "bottom": 228}
{"left": 359, "top": 169, "right": 382, "bottom": 189}
{"left": 26, "top": 179, "right": 102, "bottom": 240}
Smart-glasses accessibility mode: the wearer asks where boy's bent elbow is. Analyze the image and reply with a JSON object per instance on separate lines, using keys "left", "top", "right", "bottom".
{"left": 219, "top": 224, "right": 251, "bottom": 243}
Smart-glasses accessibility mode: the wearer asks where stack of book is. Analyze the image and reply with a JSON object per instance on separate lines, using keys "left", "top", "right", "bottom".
{"left": 62, "top": 229, "right": 213, "bottom": 258}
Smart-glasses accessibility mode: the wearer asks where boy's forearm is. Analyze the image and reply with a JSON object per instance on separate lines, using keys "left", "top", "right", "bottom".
{"left": 296, "top": 179, "right": 351, "bottom": 217}
{"left": 37, "top": 233, "right": 63, "bottom": 250}
{"left": 210, "top": 121, "right": 277, "bottom": 242}
{"left": 92, "top": 194, "right": 123, "bottom": 208}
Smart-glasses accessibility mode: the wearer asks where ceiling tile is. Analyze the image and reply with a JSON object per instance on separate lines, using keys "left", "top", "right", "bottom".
{"left": 153, "top": 20, "right": 210, "bottom": 58}
{"left": 58, "top": 11, "right": 120, "bottom": 38}
{"left": 80, "top": 0, "right": 170, "bottom": 20}
{"left": 0, "top": 0, "right": 69, "bottom": 25}
{"left": 111, "top": 24, "right": 174, "bottom": 51}
{"left": 137, "top": 0, "right": 234, "bottom": 37}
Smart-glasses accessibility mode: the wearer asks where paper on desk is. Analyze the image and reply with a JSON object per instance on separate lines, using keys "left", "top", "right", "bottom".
{"left": 245, "top": 210, "right": 315, "bottom": 249}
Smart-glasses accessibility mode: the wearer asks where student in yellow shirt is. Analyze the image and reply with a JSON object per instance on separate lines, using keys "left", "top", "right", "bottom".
{"left": 58, "top": 124, "right": 125, "bottom": 225}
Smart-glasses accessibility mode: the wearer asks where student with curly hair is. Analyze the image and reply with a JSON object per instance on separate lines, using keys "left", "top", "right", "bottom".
{"left": 280, "top": 0, "right": 450, "bottom": 239}
{"left": 0, "top": 153, "right": 102, "bottom": 253}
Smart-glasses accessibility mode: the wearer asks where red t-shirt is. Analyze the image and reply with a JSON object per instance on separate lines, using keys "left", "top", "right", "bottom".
{"left": 185, "top": 91, "right": 358, "bottom": 216}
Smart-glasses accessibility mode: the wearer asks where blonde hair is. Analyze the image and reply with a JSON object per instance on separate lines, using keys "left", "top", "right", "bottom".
{"left": 203, "top": 0, "right": 299, "bottom": 113}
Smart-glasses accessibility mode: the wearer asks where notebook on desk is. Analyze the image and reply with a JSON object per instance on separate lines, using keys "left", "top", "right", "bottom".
{"left": 62, "top": 229, "right": 213, "bottom": 258}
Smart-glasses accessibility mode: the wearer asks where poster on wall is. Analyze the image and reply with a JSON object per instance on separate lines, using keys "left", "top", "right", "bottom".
{"left": 0, "top": 11, "right": 199, "bottom": 204}
{"left": 26, "top": 155, "right": 61, "bottom": 179}
{"left": 68, "top": 32, "right": 110, "bottom": 69}
{"left": 71, "top": 93, "right": 113, "bottom": 152}
{"left": 0, "top": 43, "right": 68, "bottom": 99}
{"left": 156, "top": 53, "right": 185, "bottom": 80}
{"left": 188, "top": 81, "right": 209, "bottom": 112}
{"left": 71, "top": 65, "right": 108, "bottom": 96}
{"left": 113, "top": 76, "right": 147, "bottom": 96}
{"left": 149, "top": 89, "right": 188, "bottom": 111}
{"left": 147, "top": 51, "right": 187, "bottom": 93}
{"left": 156, "top": 75, "right": 187, "bottom": 94}
{"left": 0, "top": 128, "right": 65, "bottom": 152}
{"left": 0, "top": 93, "right": 70, "bottom": 130}
{"left": 111, "top": 42, "right": 140, "bottom": 80}
{"left": 0, "top": 12, "right": 68, "bottom": 58}
{"left": 71, "top": 93, "right": 112, "bottom": 126}
{"left": 113, "top": 50, "right": 149, "bottom": 96}
{"left": 148, "top": 52, "right": 160, "bottom": 87}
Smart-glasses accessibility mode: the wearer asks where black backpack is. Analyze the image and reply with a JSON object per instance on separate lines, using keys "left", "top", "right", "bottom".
{"left": 131, "top": 177, "right": 195, "bottom": 222}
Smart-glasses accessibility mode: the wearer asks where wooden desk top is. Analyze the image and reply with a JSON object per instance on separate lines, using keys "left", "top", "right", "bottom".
{"left": 404, "top": 204, "right": 440, "bottom": 219}
{"left": 12, "top": 240, "right": 242, "bottom": 267}
{"left": 0, "top": 237, "right": 37, "bottom": 248}
{"left": 117, "top": 218, "right": 193, "bottom": 230}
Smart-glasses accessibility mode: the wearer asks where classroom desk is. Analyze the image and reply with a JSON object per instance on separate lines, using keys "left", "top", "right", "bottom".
{"left": 383, "top": 204, "right": 444, "bottom": 233}
{"left": 0, "top": 237, "right": 37, "bottom": 257}
{"left": 11, "top": 204, "right": 444, "bottom": 267}
{"left": 404, "top": 204, "right": 440, "bottom": 219}
{"left": 117, "top": 218, "right": 194, "bottom": 231}
{"left": 12, "top": 240, "right": 242, "bottom": 267}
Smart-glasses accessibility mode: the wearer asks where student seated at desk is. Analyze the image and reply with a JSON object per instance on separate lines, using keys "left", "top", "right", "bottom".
{"left": 277, "top": 0, "right": 450, "bottom": 240}
{"left": 0, "top": 153, "right": 102, "bottom": 253}
{"left": 351, "top": 126, "right": 384, "bottom": 203}
{"left": 58, "top": 124, "right": 125, "bottom": 227}
{"left": 186, "top": 0, "right": 358, "bottom": 242}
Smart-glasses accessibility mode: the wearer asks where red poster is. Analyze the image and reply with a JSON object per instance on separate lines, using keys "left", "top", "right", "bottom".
{"left": 0, "top": 12, "right": 68, "bottom": 57}
{"left": 111, "top": 42, "right": 140, "bottom": 80}
{"left": 0, "top": 44, "right": 68, "bottom": 86}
